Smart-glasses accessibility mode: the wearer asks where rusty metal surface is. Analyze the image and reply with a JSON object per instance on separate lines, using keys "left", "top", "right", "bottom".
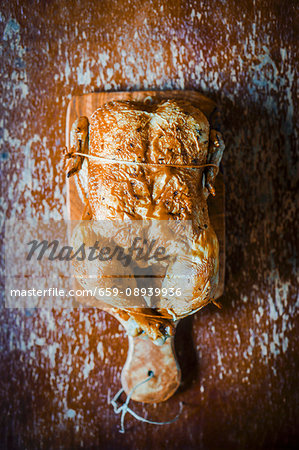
{"left": 0, "top": 0, "right": 298, "bottom": 449}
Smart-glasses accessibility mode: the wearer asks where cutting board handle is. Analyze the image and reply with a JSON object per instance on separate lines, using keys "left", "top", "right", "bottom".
{"left": 121, "top": 335, "right": 181, "bottom": 403}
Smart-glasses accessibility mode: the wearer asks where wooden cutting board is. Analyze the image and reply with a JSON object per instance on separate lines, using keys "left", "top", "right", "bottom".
{"left": 66, "top": 90, "right": 225, "bottom": 403}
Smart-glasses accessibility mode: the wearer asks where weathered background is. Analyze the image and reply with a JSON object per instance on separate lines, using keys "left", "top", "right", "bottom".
{"left": 0, "top": 0, "right": 298, "bottom": 449}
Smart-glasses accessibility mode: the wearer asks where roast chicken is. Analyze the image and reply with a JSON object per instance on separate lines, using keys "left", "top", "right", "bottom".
{"left": 66, "top": 98, "right": 225, "bottom": 344}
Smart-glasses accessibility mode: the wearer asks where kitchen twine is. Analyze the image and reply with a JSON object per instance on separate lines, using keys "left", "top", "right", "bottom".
{"left": 66, "top": 151, "right": 218, "bottom": 202}
{"left": 111, "top": 371, "right": 183, "bottom": 433}
{"left": 71, "top": 151, "right": 219, "bottom": 172}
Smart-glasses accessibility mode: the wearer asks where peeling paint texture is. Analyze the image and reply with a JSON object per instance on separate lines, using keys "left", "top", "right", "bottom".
{"left": 0, "top": 1, "right": 298, "bottom": 449}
